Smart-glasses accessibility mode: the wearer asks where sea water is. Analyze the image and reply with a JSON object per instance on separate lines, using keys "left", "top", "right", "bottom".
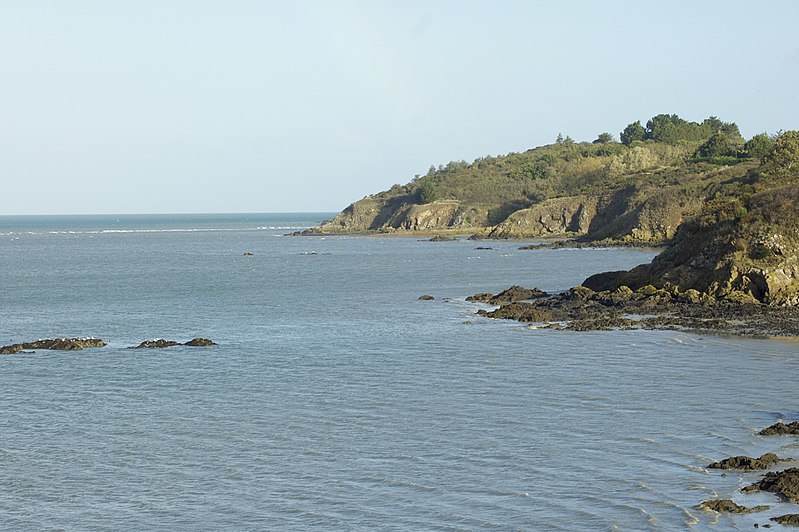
{"left": 1, "top": 214, "right": 797, "bottom": 530}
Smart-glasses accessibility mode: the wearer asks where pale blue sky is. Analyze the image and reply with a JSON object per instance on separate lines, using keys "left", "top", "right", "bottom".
{"left": 2, "top": 1, "right": 798, "bottom": 214}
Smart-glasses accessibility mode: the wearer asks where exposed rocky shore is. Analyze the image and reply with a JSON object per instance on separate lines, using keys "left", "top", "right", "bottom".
{"left": 698, "top": 420, "right": 799, "bottom": 527}
{"left": 0, "top": 337, "right": 106, "bottom": 354}
{"left": 469, "top": 284, "right": 799, "bottom": 336}
{"left": 129, "top": 338, "right": 216, "bottom": 349}
{"left": 708, "top": 453, "right": 785, "bottom": 471}
{"left": 0, "top": 337, "right": 216, "bottom": 354}
{"left": 467, "top": 180, "right": 799, "bottom": 337}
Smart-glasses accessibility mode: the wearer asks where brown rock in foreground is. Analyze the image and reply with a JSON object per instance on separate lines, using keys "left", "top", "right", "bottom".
{"left": 708, "top": 453, "right": 784, "bottom": 471}
{"left": 742, "top": 468, "right": 799, "bottom": 503}
{"left": 697, "top": 499, "right": 769, "bottom": 514}
{"left": 760, "top": 421, "right": 799, "bottom": 436}
{"left": 1, "top": 338, "right": 106, "bottom": 354}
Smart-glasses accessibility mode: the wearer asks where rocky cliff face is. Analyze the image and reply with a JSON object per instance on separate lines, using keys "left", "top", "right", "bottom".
{"left": 486, "top": 196, "right": 598, "bottom": 238}
{"left": 312, "top": 198, "right": 488, "bottom": 233}
{"left": 583, "top": 183, "right": 799, "bottom": 305}
{"left": 486, "top": 183, "right": 709, "bottom": 244}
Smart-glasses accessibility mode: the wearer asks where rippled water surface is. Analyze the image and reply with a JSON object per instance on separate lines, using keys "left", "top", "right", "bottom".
{"left": 1, "top": 214, "right": 798, "bottom": 530}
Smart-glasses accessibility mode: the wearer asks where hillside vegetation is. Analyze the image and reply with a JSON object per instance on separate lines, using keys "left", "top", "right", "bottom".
{"left": 309, "top": 113, "right": 779, "bottom": 245}
{"left": 583, "top": 131, "right": 799, "bottom": 305}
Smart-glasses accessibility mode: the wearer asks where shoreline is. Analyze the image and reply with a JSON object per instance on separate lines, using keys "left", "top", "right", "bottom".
{"left": 463, "top": 284, "right": 799, "bottom": 338}
{"left": 295, "top": 227, "right": 669, "bottom": 249}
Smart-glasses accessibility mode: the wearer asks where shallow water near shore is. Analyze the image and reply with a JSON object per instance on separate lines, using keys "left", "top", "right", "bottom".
{"left": 1, "top": 213, "right": 798, "bottom": 530}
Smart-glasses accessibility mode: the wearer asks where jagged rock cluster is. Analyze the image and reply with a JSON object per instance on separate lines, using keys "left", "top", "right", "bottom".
{"left": 0, "top": 337, "right": 216, "bottom": 354}
{"left": 698, "top": 420, "right": 799, "bottom": 526}
{"left": 0, "top": 337, "right": 106, "bottom": 354}
{"left": 468, "top": 284, "right": 799, "bottom": 336}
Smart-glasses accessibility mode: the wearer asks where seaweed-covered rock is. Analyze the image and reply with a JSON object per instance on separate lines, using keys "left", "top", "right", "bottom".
{"left": 760, "top": 421, "right": 799, "bottom": 436}
{"left": 130, "top": 339, "right": 182, "bottom": 349}
{"left": 25, "top": 338, "right": 106, "bottom": 350}
{"left": 772, "top": 514, "right": 799, "bottom": 526}
{"left": 466, "top": 292, "right": 494, "bottom": 303}
{"left": 477, "top": 302, "right": 554, "bottom": 323}
{"left": 418, "top": 295, "right": 435, "bottom": 301}
{"left": 1, "top": 338, "right": 106, "bottom": 353}
{"left": 467, "top": 286, "right": 549, "bottom": 304}
{"left": 0, "top": 344, "right": 23, "bottom": 355}
{"left": 490, "top": 285, "right": 549, "bottom": 304}
{"left": 708, "top": 453, "right": 784, "bottom": 471}
{"left": 742, "top": 468, "right": 799, "bottom": 503}
{"left": 184, "top": 338, "right": 216, "bottom": 347}
{"left": 567, "top": 317, "right": 637, "bottom": 331}
{"left": 697, "top": 499, "right": 769, "bottom": 513}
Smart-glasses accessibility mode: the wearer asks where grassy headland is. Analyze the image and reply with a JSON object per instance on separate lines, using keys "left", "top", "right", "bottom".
{"left": 305, "top": 114, "right": 799, "bottom": 314}
{"left": 307, "top": 114, "right": 780, "bottom": 246}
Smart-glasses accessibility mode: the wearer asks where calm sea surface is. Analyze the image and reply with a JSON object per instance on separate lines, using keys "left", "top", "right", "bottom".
{"left": 1, "top": 213, "right": 797, "bottom": 530}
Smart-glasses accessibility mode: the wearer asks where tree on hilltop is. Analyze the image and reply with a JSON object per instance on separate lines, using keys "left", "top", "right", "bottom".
{"left": 417, "top": 181, "right": 438, "bottom": 203}
{"left": 745, "top": 133, "right": 774, "bottom": 159}
{"left": 761, "top": 130, "right": 799, "bottom": 176}
{"left": 696, "top": 131, "right": 737, "bottom": 158}
{"left": 593, "top": 132, "right": 615, "bottom": 144}
{"left": 620, "top": 121, "right": 645, "bottom": 145}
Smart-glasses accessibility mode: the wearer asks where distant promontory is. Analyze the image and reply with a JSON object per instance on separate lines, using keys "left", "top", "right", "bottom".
{"left": 304, "top": 114, "right": 799, "bottom": 308}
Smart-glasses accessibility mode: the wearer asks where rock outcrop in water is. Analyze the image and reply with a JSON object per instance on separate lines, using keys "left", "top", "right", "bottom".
{"left": 466, "top": 285, "right": 549, "bottom": 305}
{"left": 184, "top": 338, "right": 216, "bottom": 347}
{"left": 708, "top": 453, "right": 784, "bottom": 471}
{"left": 742, "top": 468, "right": 799, "bottom": 503}
{"left": 772, "top": 514, "right": 799, "bottom": 526}
{"left": 697, "top": 499, "right": 770, "bottom": 514}
{"left": 760, "top": 422, "right": 799, "bottom": 436}
{"left": 0, "top": 338, "right": 106, "bottom": 354}
{"left": 129, "top": 338, "right": 216, "bottom": 349}
{"left": 469, "top": 284, "right": 799, "bottom": 336}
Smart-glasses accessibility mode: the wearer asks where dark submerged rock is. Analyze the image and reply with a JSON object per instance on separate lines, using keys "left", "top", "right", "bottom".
{"left": 418, "top": 295, "right": 435, "bottom": 301}
{"left": 742, "top": 468, "right": 799, "bottom": 503}
{"left": 428, "top": 235, "right": 456, "bottom": 242}
{"left": 760, "top": 421, "right": 799, "bottom": 436}
{"left": 697, "top": 499, "right": 769, "bottom": 514}
{"left": 184, "top": 338, "right": 216, "bottom": 347}
{"left": 708, "top": 453, "right": 784, "bottom": 471}
{"left": 772, "top": 514, "right": 799, "bottom": 526}
{"left": 130, "top": 339, "right": 182, "bottom": 349}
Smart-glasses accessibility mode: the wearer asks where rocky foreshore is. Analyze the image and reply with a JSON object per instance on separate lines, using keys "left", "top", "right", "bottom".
{"left": 0, "top": 337, "right": 106, "bottom": 354}
{"left": 129, "top": 338, "right": 216, "bottom": 349}
{"left": 0, "top": 337, "right": 217, "bottom": 354}
{"left": 698, "top": 420, "right": 799, "bottom": 527}
{"left": 469, "top": 284, "right": 799, "bottom": 337}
